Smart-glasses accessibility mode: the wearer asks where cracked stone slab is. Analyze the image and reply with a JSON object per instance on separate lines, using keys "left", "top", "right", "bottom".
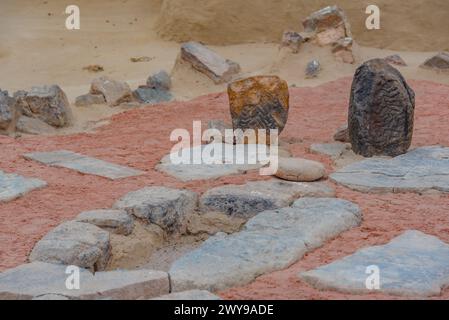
{"left": 330, "top": 146, "right": 449, "bottom": 193}
{"left": 299, "top": 230, "right": 449, "bottom": 297}
{"left": 29, "top": 221, "right": 111, "bottom": 271}
{"left": 169, "top": 198, "right": 362, "bottom": 292}
{"left": 156, "top": 143, "right": 271, "bottom": 181}
{"left": 0, "top": 170, "right": 47, "bottom": 202}
{"left": 75, "top": 209, "right": 134, "bottom": 235}
{"left": 200, "top": 179, "right": 335, "bottom": 219}
{"left": 0, "top": 262, "right": 169, "bottom": 300}
{"left": 24, "top": 150, "right": 144, "bottom": 180}
{"left": 113, "top": 186, "right": 198, "bottom": 233}
{"left": 152, "top": 290, "right": 221, "bottom": 300}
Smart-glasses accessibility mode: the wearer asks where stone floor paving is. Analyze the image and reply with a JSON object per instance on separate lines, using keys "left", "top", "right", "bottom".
{"left": 0, "top": 170, "right": 47, "bottom": 202}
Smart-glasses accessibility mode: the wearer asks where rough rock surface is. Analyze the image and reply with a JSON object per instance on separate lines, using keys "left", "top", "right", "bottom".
{"left": 147, "top": 70, "right": 172, "bottom": 91}
{"left": 333, "top": 125, "right": 349, "bottom": 143}
{"left": 0, "top": 170, "right": 47, "bottom": 202}
{"left": 152, "top": 290, "right": 221, "bottom": 300}
{"left": 275, "top": 157, "right": 325, "bottom": 182}
{"left": 16, "top": 116, "right": 56, "bottom": 135}
{"left": 24, "top": 150, "right": 144, "bottom": 180}
{"left": 90, "top": 77, "right": 134, "bottom": 107}
{"left": 348, "top": 59, "right": 415, "bottom": 157}
{"left": 200, "top": 179, "right": 335, "bottom": 218}
{"left": 385, "top": 54, "right": 407, "bottom": 67}
{"left": 180, "top": 42, "right": 240, "bottom": 84}
{"left": 75, "top": 209, "right": 134, "bottom": 235}
{"left": 280, "top": 31, "right": 303, "bottom": 53}
{"left": 29, "top": 221, "right": 111, "bottom": 271}
{"left": 170, "top": 197, "right": 362, "bottom": 292}
{"left": 0, "top": 90, "right": 18, "bottom": 132}
{"left": 0, "top": 262, "right": 169, "bottom": 300}
{"left": 134, "top": 86, "right": 172, "bottom": 104}
{"left": 303, "top": 6, "right": 351, "bottom": 46}
{"left": 114, "top": 186, "right": 198, "bottom": 233}
{"left": 306, "top": 60, "right": 321, "bottom": 78}
{"left": 330, "top": 146, "right": 449, "bottom": 193}
{"left": 228, "top": 76, "right": 289, "bottom": 143}
{"left": 332, "top": 37, "right": 355, "bottom": 64}
{"left": 19, "top": 85, "right": 72, "bottom": 128}
{"left": 75, "top": 93, "right": 106, "bottom": 107}
{"left": 299, "top": 230, "right": 449, "bottom": 297}
{"left": 420, "top": 52, "right": 449, "bottom": 72}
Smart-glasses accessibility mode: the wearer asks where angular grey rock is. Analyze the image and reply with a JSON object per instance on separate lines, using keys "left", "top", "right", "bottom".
{"left": 75, "top": 93, "right": 106, "bottom": 107}
{"left": 20, "top": 85, "right": 72, "bottom": 127}
{"left": 306, "top": 60, "right": 321, "bottom": 78}
{"left": 275, "top": 157, "right": 326, "bottom": 182}
{"left": 134, "top": 86, "right": 172, "bottom": 104}
{"left": 147, "top": 70, "right": 172, "bottom": 91}
{"left": 16, "top": 115, "right": 56, "bottom": 135}
{"left": 299, "top": 230, "right": 449, "bottom": 297}
{"left": 332, "top": 37, "right": 354, "bottom": 64}
{"left": 310, "top": 142, "right": 350, "bottom": 159}
{"left": 0, "top": 170, "right": 47, "bottom": 203}
{"left": 420, "top": 52, "right": 449, "bottom": 72}
{"left": 384, "top": 54, "right": 407, "bottom": 67}
{"left": 330, "top": 146, "right": 449, "bottom": 193}
{"left": 170, "top": 197, "right": 362, "bottom": 292}
{"left": 200, "top": 179, "right": 335, "bottom": 219}
{"left": 0, "top": 262, "right": 169, "bottom": 300}
{"left": 0, "top": 90, "right": 18, "bottom": 132}
{"left": 280, "top": 31, "right": 303, "bottom": 53}
{"left": 333, "top": 125, "right": 349, "bottom": 143}
{"left": 152, "top": 290, "right": 221, "bottom": 300}
{"left": 90, "top": 76, "right": 133, "bottom": 107}
{"left": 180, "top": 42, "right": 241, "bottom": 84}
{"left": 349, "top": 59, "right": 415, "bottom": 157}
{"left": 24, "top": 150, "right": 144, "bottom": 180}
{"left": 75, "top": 209, "right": 134, "bottom": 235}
{"left": 114, "top": 186, "right": 198, "bottom": 233}
{"left": 29, "top": 221, "right": 111, "bottom": 271}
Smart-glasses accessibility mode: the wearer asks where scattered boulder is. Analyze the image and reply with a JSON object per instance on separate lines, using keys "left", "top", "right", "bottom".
{"left": 114, "top": 187, "right": 198, "bottom": 233}
{"left": 16, "top": 116, "right": 56, "bottom": 135}
{"left": 19, "top": 85, "right": 72, "bottom": 128}
{"left": 180, "top": 42, "right": 240, "bottom": 84}
{"left": 228, "top": 76, "right": 289, "bottom": 143}
{"left": 199, "top": 179, "right": 335, "bottom": 219}
{"left": 0, "top": 90, "right": 18, "bottom": 133}
{"left": 306, "top": 60, "right": 321, "bottom": 78}
{"left": 332, "top": 37, "right": 355, "bottom": 64}
{"left": 385, "top": 54, "right": 407, "bottom": 67}
{"left": 333, "top": 125, "right": 349, "bottom": 143}
{"left": 147, "top": 70, "right": 172, "bottom": 91}
{"left": 90, "top": 76, "right": 134, "bottom": 107}
{"left": 302, "top": 6, "right": 351, "bottom": 46}
{"left": 134, "top": 86, "right": 172, "bottom": 104}
{"left": 280, "top": 31, "right": 303, "bottom": 53}
{"left": 300, "top": 230, "right": 449, "bottom": 297}
{"left": 75, "top": 93, "right": 106, "bottom": 107}
{"left": 275, "top": 157, "right": 325, "bottom": 182}
{"left": 349, "top": 59, "right": 415, "bottom": 157}
{"left": 29, "top": 221, "right": 111, "bottom": 271}
{"left": 75, "top": 209, "right": 134, "bottom": 236}
{"left": 152, "top": 290, "right": 221, "bottom": 300}
{"left": 420, "top": 52, "right": 449, "bottom": 72}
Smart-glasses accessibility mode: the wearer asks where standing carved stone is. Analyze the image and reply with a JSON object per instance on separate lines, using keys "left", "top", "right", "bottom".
{"left": 349, "top": 59, "right": 415, "bottom": 157}
{"left": 228, "top": 76, "right": 289, "bottom": 144}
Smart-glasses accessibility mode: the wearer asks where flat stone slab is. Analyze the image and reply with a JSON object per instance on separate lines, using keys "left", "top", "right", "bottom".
{"left": 0, "top": 170, "right": 47, "bottom": 202}
{"left": 310, "top": 142, "right": 350, "bottom": 159}
{"left": 156, "top": 143, "right": 271, "bottom": 181}
{"left": 299, "top": 230, "right": 449, "bottom": 297}
{"left": 29, "top": 221, "right": 111, "bottom": 271}
{"left": 24, "top": 150, "right": 144, "bottom": 180}
{"left": 152, "top": 290, "right": 221, "bottom": 300}
{"left": 170, "top": 198, "right": 362, "bottom": 292}
{"left": 330, "top": 146, "right": 449, "bottom": 193}
{"left": 200, "top": 179, "right": 334, "bottom": 218}
{"left": 75, "top": 209, "right": 134, "bottom": 235}
{"left": 114, "top": 186, "right": 198, "bottom": 233}
{"left": 0, "top": 262, "right": 169, "bottom": 300}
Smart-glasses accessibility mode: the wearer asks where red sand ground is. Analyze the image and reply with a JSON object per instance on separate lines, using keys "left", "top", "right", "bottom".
{"left": 0, "top": 77, "right": 448, "bottom": 299}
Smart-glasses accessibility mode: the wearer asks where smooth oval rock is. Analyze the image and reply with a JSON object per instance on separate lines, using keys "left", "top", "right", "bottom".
{"left": 275, "top": 157, "right": 325, "bottom": 182}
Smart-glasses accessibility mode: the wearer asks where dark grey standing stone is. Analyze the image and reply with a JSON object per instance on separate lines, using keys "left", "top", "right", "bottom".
{"left": 306, "top": 60, "right": 321, "bottom": 78}
{"left": 348, "top": 59, "right": 415, "bottom": 157}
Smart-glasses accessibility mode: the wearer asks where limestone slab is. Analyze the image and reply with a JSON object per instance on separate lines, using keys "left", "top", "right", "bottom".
{"left": 0, "top": 170, "right": 47, "bottom": 202}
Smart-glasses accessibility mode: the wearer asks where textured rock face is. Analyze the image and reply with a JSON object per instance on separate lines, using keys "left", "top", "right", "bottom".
{"left": 420, "top": 52, "right": 449, "bottom": 71}
{"left": 16, "top": 116, "right": 56, "bottom": 135}
{"left": 180, "top": 42, "right": 241, "bottom": 84}
{"left": 348, "top": 59, "right": 415, "bottom": 157}
{"left": 0, "top": 90, "right": 18, "bottom": 132}
{"left": 29, "top": 221, "right": 111, "bottom": 271}
{"left": 228, "top": 76, "right": 289, "bottom": 143}
{"left": 18, "top": 85, "right": 72, "bottom": 128}
{"left": 75, "top": 93, "right": 106, "bottom": 107}
{"left": 75, "top": 209, "right": 134, "bottom": 235}
{"left": 147, "top": 70, "right": 172, "bottom": 91}
{"left": 170, "top": 198, "right": 362, "bottom": 292}
{"left": 134, "top": 86, "right": 172, "bottom": 104}
{"left": 114, "top": 187, "right": 198, "bottom": 233}
{"left": 90, "top": 77, "right": 133, "bottom": 107}
{"left": 332, "top": 37, "right": 354, "bottom": 64}
{"left": 280, "top": 31, "right": 303, "bottom": 53}
{"left": 299, "top": 230, "right": 449, "bottom": 297}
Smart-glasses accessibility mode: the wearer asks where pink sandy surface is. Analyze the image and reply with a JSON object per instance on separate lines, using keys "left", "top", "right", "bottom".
{"left": 0, "top": 77, "right": 448, "bottom": 299}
